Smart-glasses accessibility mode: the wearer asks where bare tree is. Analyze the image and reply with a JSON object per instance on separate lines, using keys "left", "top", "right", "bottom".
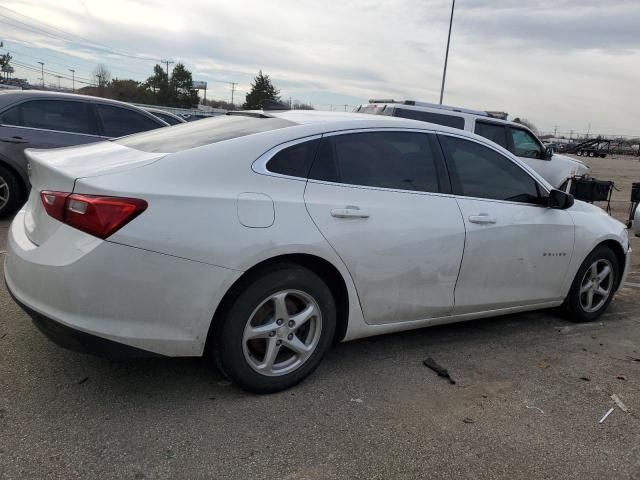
{"left": 512, "top": 117, "right": 539, "bottom": 135}
{"left": 93, "top": 64, "right": 111, "bottom": 96}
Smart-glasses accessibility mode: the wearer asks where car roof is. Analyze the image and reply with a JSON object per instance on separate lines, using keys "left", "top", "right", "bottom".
{"left": 263, "top": 109, "right": 476, "bottom": 137}
{"left": 0, "top": 89, "right": 157, "bottom": 112}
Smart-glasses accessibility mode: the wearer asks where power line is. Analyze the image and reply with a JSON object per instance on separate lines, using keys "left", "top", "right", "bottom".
{"left": 0, "top": 6, "right": 158, "bottom": 62}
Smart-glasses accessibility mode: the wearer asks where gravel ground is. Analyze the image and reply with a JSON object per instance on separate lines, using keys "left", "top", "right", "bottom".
{"left": 1, "top": 154, "right": 639, "bottom": 479}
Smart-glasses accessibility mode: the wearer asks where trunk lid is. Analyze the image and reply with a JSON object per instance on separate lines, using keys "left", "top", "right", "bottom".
{"left": 24, "top": 141, "right": 164, "bottom": 246}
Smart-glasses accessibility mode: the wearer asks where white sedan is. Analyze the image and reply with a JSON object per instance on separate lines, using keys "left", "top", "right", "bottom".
{"left": 4, "top": 111, "right": 632, "bottom": 393}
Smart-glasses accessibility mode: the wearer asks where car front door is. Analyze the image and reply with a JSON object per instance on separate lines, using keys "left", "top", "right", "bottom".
{"left": 304, "top": 130, "right": 466, "bottom": 325}
{"left": 438, "top": 134, "right": 575, "bottom": 314}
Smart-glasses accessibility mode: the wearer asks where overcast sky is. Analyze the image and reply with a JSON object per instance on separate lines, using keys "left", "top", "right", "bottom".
{"left": 1, "top": 0, "right": 639, "bottom": 135}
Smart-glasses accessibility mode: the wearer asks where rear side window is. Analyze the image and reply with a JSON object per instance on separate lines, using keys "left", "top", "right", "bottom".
{"left": 440, "top": 135, "right": 541, "bottom": 204}
{"left": 474, "top": 121, "right": 508, "bottom": 149}
{"left": 267, "top": 139, "right": 320, "bottom": 178}
{"left": 152, "top": 111, "right": 182, "bottom": 125}
{"left": 1, "top": 100, "right": 94, "bottom": 134}
{"left": 116, "top": 115, "right": 296, "bottom": 153}
{"left": 393, "top": 107, "right": 465, "bottom": 130}
{"left": 97, "top": 104, "right": 161, "bottom": 137}
{"left": 309, "top": 131, "right": 441, "bottom": 193}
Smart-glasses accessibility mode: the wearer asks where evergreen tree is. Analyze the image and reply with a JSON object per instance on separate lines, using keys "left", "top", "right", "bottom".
{"left": 243, "top": 70, "right": 280, "bottom": 109}
{"left": 170, "top": 63, "right": 199, "bottom": 108}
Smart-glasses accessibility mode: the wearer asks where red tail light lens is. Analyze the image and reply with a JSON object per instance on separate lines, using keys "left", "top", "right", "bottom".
{"left": 40, "top": 191, "right": 147, "bottom": 239}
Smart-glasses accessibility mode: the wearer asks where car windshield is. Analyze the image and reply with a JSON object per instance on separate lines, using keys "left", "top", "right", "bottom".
{"left": 115, "top": 114, "right": 297, "bottom": 153}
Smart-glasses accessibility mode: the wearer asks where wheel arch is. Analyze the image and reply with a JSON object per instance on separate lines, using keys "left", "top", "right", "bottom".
{"left": 0, "top": 156, "right": 28, "bottom": 202}
{"left": 596, "top": 239, "right": 627, "bottom": 290}
{"left": 205, "top": 253, "right": 351, "bottom": 354}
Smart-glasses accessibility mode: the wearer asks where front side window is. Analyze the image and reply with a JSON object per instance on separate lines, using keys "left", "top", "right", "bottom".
{"left": 510, "top": 127, "right": 543, "bottom": 159}
{"left": 267, "top": 139, "right": 320, "bottom": 178}
{"left": 1, "top": 100, "right": 94, "bottom": 134}
{"left": 309, "top": 131, "right": 441, "bottom": 193}
{"left": 97, "top": 105, "right": 161, "bottom": 138}
{"left": 474, "top": 121, "right": 508, "bottom": 149}
{"left": 440, "top": 135, "right": 541, "bottom": 204}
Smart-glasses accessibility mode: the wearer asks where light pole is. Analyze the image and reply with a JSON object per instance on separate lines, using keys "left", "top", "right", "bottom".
{"left": 439, "top": 0, "right": 455, "bottom": 105}
{"left": 69, "top": 69, "right": 75, "bottom": 92}
{"left": 37, "top": 61, "right": 44, "bottom": 88}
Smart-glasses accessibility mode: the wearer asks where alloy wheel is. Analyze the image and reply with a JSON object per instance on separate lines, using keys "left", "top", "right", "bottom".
{"left": 242, "top": 289, "right": 323, "bottom": 377}
{"left": 0, "top": 175, "right": 9, "bottom": 212}
{"left": 579, "top": 259, "right": 614, "bottom": 313}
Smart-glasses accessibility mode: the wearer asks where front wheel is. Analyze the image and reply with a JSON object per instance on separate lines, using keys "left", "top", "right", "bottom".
{"left": 564, "top": 246, "right": 619, "bottom": 322}
{"left": 212, "top": 264, "right": 336, "bottom": 393}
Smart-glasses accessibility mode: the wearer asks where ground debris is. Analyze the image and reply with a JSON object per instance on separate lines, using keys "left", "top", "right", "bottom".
{"left": 423, "top": 357, "right": 456, "bottom": 384}
{"left": 616, "top": 374, "right": 627, "bottom": 381}
{"left": 599, "top": 407, "right": 615, "bottom": 424}
{"left": 525, "top": 405, "right": 545, "bottom": 415}
{"left": 462, "top": 417, "right": 474, "bottom": 424}
{"left": 627, "top": 356, "right": 640, "bottom": 363}
{"left": 350, "top": 398, "right": 363, "bottom": 404}
{"left": 579, "top": 377, "right": 591, "bottom": 382}
{"left": 77, "top": 377, "right": 89, "bottom": 385}
{"left": 611, "top": 394, "right": 629, "bottom": 413}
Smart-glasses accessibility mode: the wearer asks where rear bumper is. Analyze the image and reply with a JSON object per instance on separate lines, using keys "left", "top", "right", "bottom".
{"left": 4, "top": 210, "right": 241, "bottom": 357}
{"left": 6, "top": 281, "right": 159, "bottom": 358}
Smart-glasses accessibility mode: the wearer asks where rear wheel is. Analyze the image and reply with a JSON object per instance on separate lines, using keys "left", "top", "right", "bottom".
{"left": 213, "top": 264, "right": 336, "bottom": 393}
{"left": 564, "top": 246, "right": 619, "bottom": 322}
{"left": 0, "top": 164, "right": 22, "bottom": 218}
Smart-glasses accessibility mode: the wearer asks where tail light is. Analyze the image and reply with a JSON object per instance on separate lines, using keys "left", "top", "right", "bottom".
{"left": 40, "top": 191, "right": 147, "bottom": 239}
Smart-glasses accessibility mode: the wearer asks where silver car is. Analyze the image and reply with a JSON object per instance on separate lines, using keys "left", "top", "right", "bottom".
{"left": 0, "top": 90, "right": 167, "bottom": 217}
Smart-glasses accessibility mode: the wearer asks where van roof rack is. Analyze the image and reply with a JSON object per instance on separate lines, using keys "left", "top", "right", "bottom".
{"left": 368, "top": 99, "right": 508, "bottom": 119}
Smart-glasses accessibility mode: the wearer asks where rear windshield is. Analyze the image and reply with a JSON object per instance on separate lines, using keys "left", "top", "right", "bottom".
{"left": 115, "top": 114, "right": 296, "bottom": 153}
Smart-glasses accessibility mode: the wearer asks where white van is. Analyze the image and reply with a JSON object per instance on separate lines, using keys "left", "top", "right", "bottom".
{"left": 357, "top": 100, "right": 589, "bottom": 189}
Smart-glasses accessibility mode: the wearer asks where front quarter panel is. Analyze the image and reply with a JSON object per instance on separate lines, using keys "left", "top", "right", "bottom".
{"left": 564, "top": 201, "right": 629, "bottom": 296}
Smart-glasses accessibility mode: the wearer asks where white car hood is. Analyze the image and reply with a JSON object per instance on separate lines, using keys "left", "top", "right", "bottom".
{"left": 554, "top": 153, "right": 589, "bottom": 171}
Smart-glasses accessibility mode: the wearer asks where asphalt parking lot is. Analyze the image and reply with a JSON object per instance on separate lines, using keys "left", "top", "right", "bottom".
{"left": 1, "top": 155, "right": 640, "bottom": 479}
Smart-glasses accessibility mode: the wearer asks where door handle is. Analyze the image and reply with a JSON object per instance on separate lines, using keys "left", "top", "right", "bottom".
{"left": 468, "top": 213, "right": 497, "bottom": 224}
{"left": 330, "top": 206, "right": 370, "bottom": 219}
{"left": 0, "top": 136, "right": 27, "bottom": 144}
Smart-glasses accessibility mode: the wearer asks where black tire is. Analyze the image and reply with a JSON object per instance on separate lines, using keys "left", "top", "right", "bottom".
{"left": 212, "top": 263, "right": 336, "bottom": 393}
{"left": 564, "top": 246, "right": 619, "bottom": 322}
{"left": 0, "top": 164, "right": 22, "bottom": 218}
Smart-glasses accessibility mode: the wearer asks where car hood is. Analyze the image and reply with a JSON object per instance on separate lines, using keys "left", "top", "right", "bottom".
{"left": 554, "top": 153, "right": 588, "bottom": 169}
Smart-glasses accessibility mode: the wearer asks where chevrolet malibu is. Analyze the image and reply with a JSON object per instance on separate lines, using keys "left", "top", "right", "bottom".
{"left": 4, "top": 111, "right": 632, "bottom": 393}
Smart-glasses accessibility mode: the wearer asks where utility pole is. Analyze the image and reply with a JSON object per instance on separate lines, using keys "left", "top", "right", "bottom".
{"left": 37, "top": 61, "right": 44, "bottom": 88}
{"left": 553, "top": 125, "right": 558, "bottom": 137}
{"left": 55, "top": 75, "right": 61, "bottom": 89}
{"left": 439, "top": 0, "right": 455, "bottom": 105}
{"left": 230, "top": 82, "right": 237, "bottom": 107}
{"left": 69, "top": 69, "right": 75, "bottom": 92}
{"left": 160, "top": 59, "right": 174, "bottom": 76}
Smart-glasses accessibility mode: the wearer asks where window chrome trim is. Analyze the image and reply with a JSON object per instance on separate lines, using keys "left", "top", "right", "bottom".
{"left": 252, "top": 126, "right": 550, "bottom": 208}
{"left": 0, "top": 123, "right": 106, "bottom": 139}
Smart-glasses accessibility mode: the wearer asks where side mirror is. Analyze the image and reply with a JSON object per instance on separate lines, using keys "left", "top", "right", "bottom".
{"left": 548, "top": 189, "right": 574, "bottom": 210}
{"left": 544, "top": 145, "right": 554, "bottom": 159}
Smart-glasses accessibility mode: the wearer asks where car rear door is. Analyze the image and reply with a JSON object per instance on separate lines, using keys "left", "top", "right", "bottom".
{"left": 304, "top": 129, "right": 466, "bottom": 325}
{"left": 438, "top": 133, "right": 574, "bottom": 314}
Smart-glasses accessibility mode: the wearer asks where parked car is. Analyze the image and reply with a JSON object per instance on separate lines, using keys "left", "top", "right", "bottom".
{"left": 0, "top": 90, "right": 168, "bottom": 217}
{"left": 4, "top": 111, "right": 631, "bottom": 393}
{"left": 143, "top": 107, "right": 187, "bottom": 126}
{"left": 356, "top": 100, "right": 590, "bottom": 189}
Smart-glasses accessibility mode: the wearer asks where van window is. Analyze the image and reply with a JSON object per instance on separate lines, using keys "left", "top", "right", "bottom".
{"left": 393, "top": 108, "right": 465, "bottom": 130}
{"left": 474, "top": 121, "right": 508, "bottom": 149}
